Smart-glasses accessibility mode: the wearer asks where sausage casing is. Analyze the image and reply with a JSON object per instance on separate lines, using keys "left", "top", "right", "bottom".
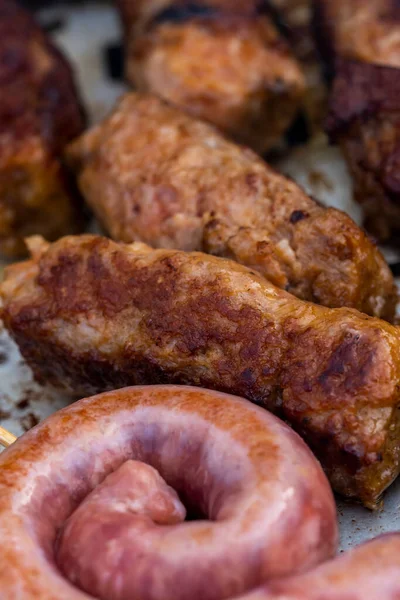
{"left": 0, "top": 385, "right": 337, "bottom": 599}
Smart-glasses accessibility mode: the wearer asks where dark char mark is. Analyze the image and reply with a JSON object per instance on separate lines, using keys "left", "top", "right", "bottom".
{"left": 104, "top": 43, "right": 125, "bottom": 81}
{"left": 149, "top": 0, "right": 288, "bottom": 29}
{"left": 150, "top": 2, "right": 219, "bottom": 28}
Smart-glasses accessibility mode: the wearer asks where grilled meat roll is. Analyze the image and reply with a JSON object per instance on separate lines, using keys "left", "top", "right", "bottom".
{"left": 66, "top": 92, "right": 397, "bottom": 320}
{"left": 2, "top": 234, "right": 400, "bottom": 507}
{"left": 0, "top": 0, "right": 86, "bottom": 257}
{"left": 326, "top": 59, "right": 400, "bottom": 242}
{"left": 315, "top": 0, "right": 400, "bottom": 241}
{"left": 116, "top": 0, "right": 306, "bottom": 153}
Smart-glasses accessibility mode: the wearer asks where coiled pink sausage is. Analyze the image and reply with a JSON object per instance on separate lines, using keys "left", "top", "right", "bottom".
{"left": 240, "top": 534, "right": 400, "bottom": 600}
{"left": 0, "top": 385, "right": 337, "bottom": 600}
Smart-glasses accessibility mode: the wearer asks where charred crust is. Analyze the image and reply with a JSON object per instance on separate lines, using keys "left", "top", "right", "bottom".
{"left": 326, "top": 59, "right": 400, "bottom": 138}
{"left": 317, "top": 332, "right": 375, "bottom": 396}
{"left": 290, "top": 209, "right": 309, "bottom": 224}
{"left": 148, "top": 0, "right": 280, "bottom": 30}
{"left": 146, "top": 0, "right": 290, "bottom": 38}
{"left": 149, "top": 3, "right": 220, "bottom": 28}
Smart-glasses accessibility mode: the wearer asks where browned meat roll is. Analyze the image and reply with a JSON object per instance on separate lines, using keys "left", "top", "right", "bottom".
{"left": 66, "top": 92, "right": 397, "bottom": 320}
{"left": 116, "top": 0, "right": 306, "bottom": 153}
{"left": 314, "top": 0, "right": 400, "bottom": 241}
{"left": 0, "top": 0, "right": 86, "bottom": 257}
{"left": 326, "top": 59, "right": 400, "bottom": 242}
{"left": 2, "top": 234, "right": 400, "bottom": 507}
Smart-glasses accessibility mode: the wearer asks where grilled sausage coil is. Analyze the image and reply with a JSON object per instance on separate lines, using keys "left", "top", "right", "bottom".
{"left": 1, "top": 385, "right": 400, "bottom": 600}
{"left": 0, "top": 385, "right": 337, "bottom": 600}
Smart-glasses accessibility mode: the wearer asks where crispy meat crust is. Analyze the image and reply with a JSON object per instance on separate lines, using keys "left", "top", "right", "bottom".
{"left": 314, "top": 0, "right": 400, "bottom": 241}
{"left": 0, "top": 0, "right": 86, "bottom": 257}
{"left": 66, "top": 92, "right": 397, "bottom": 320}
{"left": 326, "top": 59, "right": 400, "bottom": 242}
{"left": 2, "top": 234, "right": 400, "bottom": 507}
{"left": 116, "top": 0, "right": 305, "bottom": 153}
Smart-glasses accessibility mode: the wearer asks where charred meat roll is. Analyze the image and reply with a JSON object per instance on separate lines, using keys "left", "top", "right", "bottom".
{"left": 314, "top": 0, "right": 400, "bottom": 241}
{"left": 2, "top": 233, "right": 400, "bottom": 508}
{"left": 66, "top": 92, "right": 397, "bottom": 320}
{"left": 116, "top": 0, "right": 306, "bottom": 153}
{"left": 0, "top": 0, "right": 86, "bottom": 257}
{"left": 326, "top": 60, "right": 400, "bottom": 242}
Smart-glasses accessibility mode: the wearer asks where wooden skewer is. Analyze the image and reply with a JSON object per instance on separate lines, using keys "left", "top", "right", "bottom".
{"left": 0, "top": 426, "right": 17, "bottom": 448}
